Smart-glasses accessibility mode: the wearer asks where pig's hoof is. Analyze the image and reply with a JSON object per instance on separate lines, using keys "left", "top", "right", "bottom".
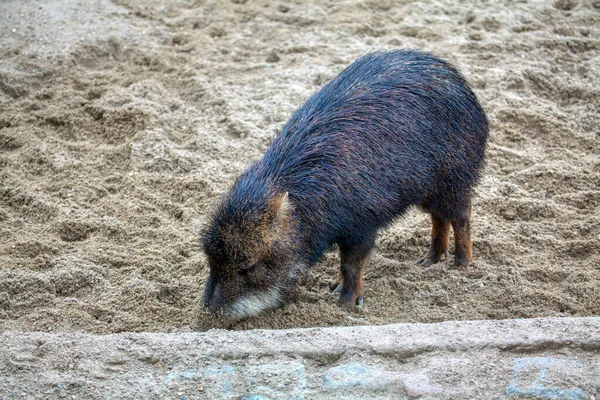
{"left": 330, "top": 282, "right": 342, "bottom": 294}
{"left": 417, "top": 251, "right": 448, "bottom": 268}
{"left": 454, "top": 256, "right": 469, "bottom": 271}
{"left": 416, "top": 257, "right": 435, "bottom": 268}
{"left": 337, "top": 294, "right": 363, "bottom": 311}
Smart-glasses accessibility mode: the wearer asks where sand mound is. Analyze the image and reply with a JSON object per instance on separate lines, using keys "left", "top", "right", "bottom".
{"left": 0, "top": 0, "right": 598, "bottom": 333}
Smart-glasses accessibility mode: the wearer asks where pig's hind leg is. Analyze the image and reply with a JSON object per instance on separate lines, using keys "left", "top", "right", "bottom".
{"left": 451, "top": 202, "right": 472, "bottom": 270}
{"left": 332, "top": 233, "right": 376, "bottom": 311}
{"left": 418, "top": 197, "right": 473, "bottom": 270}
{"left": 417, "top": 213, "right": 450, "bottom": 268}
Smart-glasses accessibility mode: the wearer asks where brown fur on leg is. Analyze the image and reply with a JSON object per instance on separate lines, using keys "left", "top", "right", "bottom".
{"left": 337, "top": 247, "right": 370, "bottom": 310}
{"left": 417, "top": 214, "right": 450, "bottom": 268}
{"left": 452, "top": 205, "right": 472, "bottom": 270}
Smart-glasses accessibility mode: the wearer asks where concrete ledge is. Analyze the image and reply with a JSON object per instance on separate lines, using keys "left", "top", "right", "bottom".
{"left": 1, "top": 317, "right": 599, "bottom": 399}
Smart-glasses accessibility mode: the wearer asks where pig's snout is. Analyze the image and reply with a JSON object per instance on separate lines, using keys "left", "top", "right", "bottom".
{"left": 202, "top": 275, "right": 220, "bottom": 311}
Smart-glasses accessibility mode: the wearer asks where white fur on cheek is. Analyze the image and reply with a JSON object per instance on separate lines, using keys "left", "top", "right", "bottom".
{"left": 229, "top": 287, "right": 282, "bottom": 319}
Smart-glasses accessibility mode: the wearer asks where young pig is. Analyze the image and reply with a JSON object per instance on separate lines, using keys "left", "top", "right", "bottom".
{"left": 202, "top": 50, "right": 488, "bottom": 319}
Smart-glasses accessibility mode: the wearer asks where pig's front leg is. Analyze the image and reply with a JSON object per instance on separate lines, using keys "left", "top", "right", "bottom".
{"left": 333, "top": 234, "right": 375, "bottom": 311}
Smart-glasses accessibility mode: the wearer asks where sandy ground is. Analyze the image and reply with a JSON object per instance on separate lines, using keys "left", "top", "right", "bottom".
{"left": 0, "top": 0, "right": 599, "bottom": 334}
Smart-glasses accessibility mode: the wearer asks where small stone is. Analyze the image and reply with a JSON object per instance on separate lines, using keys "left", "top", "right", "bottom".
{"left": 266, "top": 50, "right": 280, "bottom": 63}
{"left": 553, "top": 0, "right": 578, "bottom": 10}
{"left": 226, "top": 121, "right": 249, "bottom": 139}
{"left": 469, "top": 32, "right": 483, "bottom": 41}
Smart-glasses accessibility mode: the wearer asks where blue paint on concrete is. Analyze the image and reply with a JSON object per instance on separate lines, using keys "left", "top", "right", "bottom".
{"left": 221, "top": 380, "right": 232, "bottom": 397}
{"left": 242, "top": 387, "right": 283, "bottom": 400}
{"left": 201, "top": 366, "right": 235, "bottom": 397}
{"left": 163, "top": 361, "right": 308, "bottom": 399}
{"left": 506, "top": 383, "right": 585, "bottom": 400}
{"left": 243, "top": 362, "right": 307, "bottom": 400}
{"left": 164, "top": 369, "right": 197, "bottom": 385}
{"left": 506, "top": 357, "right": 586, "bottom": 399}
{"left": 322, "top": 363, "right": 389, "bottom": 391}
{"left": 203, "top": 365, "right": 236, "bottom": 375}
{"left": 164, "top": 365, "right": 236, "bottom": 397}
{"left": 512, "top": 357, "right": 581, "bottom": 370}
{"left": 242, "top": 395, "right": 270, "bottom": 400}
{"left": 281, "top": 361, "right": 307, "bottom": 400}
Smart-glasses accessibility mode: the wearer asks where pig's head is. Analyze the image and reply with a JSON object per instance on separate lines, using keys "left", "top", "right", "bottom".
{"left": 201, "top": 191, "right": 301, "bottom": 319}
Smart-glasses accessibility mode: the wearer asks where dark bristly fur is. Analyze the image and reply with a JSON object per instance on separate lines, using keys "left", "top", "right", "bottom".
{"left": 202, "top": 49, "right": 489, "bottom": 319}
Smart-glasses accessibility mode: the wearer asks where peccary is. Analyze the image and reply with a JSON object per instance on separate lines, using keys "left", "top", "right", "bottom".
{"left": 202, "top": 50, "right": 488, "bottom": 319}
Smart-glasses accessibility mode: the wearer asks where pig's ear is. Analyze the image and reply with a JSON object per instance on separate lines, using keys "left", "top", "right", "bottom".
{"left": 267, "top": 192, "right": 292, "bottom": 241}
{"left": 272, "top": 192, "right": 290, "bottom": 221}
